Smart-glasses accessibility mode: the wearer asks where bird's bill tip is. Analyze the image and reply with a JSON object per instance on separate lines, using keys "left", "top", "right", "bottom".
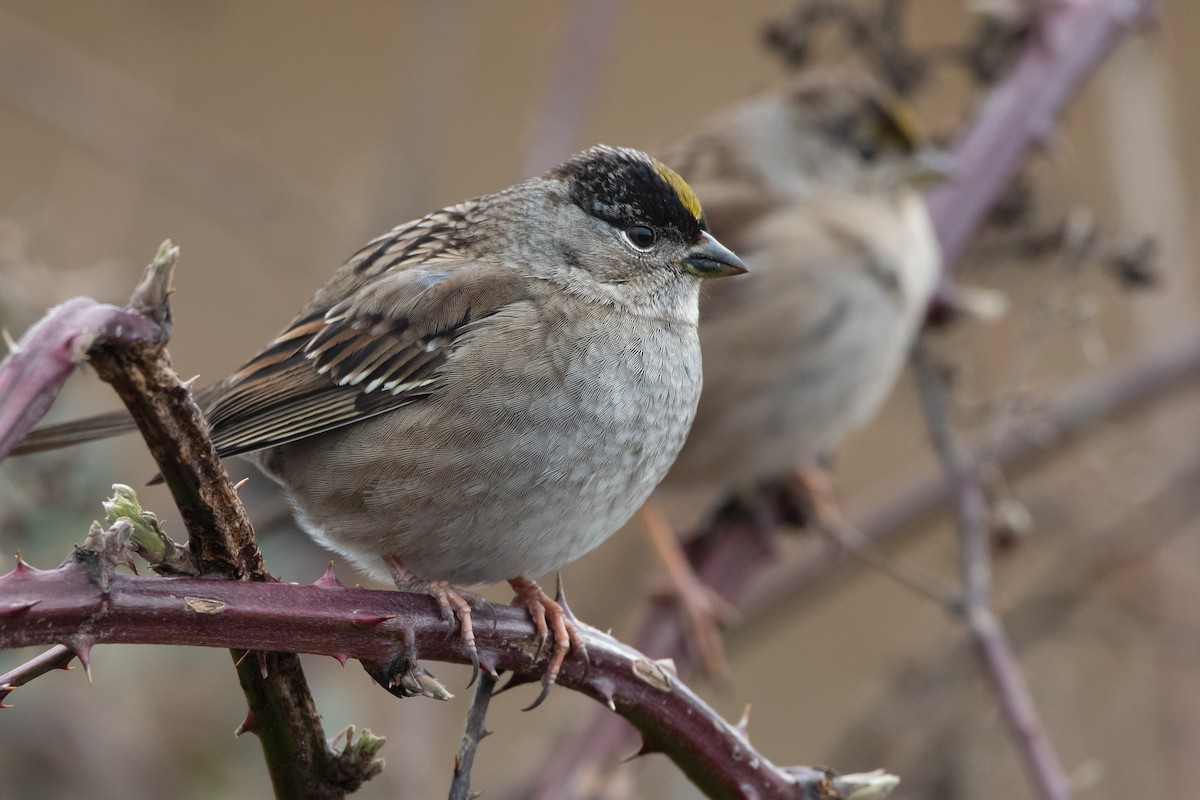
{"left": 684, "top": 231, "right": 748, "bottom": 279}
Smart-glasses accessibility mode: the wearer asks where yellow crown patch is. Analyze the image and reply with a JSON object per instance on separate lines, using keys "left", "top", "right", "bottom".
{"left": 652, "top": 161, "right": 703, "bottom": 223}
{"left": 877, "top": 96, "right": 923, "bottom": 148}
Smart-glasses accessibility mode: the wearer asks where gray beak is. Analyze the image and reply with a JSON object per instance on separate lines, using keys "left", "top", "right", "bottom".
{"left": 683, "top": 231, "right": 748, "bottom": 279}
{"left": 905, "top": 147, "right": 955, "bottom": 188}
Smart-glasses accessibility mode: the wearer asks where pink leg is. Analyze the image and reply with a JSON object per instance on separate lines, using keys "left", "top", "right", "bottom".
{"left": 384, "top": 555, "right": 480, "bottom": 683}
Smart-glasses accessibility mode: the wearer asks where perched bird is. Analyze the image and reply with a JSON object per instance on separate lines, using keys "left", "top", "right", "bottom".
{"left": 13, "top": 145, "right": 747, "bottom": 697}
{"left": 643, "top": 71, "right": 943, "bottom": 674}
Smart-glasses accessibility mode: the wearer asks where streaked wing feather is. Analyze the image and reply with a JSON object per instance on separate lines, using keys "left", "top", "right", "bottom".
{"left": 205, "top": 259, "right": 530, "bottom": 458}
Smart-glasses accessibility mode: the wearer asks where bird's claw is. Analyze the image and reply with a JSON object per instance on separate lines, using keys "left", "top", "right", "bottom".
{"left": 508, "top": 574, "right": 586, "bottom": 710}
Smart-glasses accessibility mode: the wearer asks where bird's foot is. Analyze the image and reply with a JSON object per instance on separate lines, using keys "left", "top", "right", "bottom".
{"left": 787, "top": 464, "right": 839, "bottom": 524}
{"left": 508, "top": 575, "right": 587, "bottom": 710}
{"left": 640, "top": 501, "right": 737, "bottom": 682}
{"left": 384, "top": 555, "right": 483, "bottom": 685}
{"left": 649, "top": 575, "right": 739, "bottom": 683}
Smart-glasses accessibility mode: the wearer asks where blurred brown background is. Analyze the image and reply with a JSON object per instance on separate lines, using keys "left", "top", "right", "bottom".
{"left": 1, "top": 1, "right": 1198, "bottom": 798}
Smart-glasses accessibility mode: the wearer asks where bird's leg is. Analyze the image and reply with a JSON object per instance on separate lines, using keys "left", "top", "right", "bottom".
{"left": 507, "top": 575, "right": 587, "bottom": 709}
{"left": 639, "top": 499, "right": 738, "bottom": 682}
{"left": 788, "top": 463, "right": 840, "bottom": 523}
{"left": 383, "top": 555, "right": 481, "bottom": 685}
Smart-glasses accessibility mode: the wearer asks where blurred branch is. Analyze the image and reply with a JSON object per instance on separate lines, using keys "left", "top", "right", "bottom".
{"left": 521, "top": 0, "right": 624, "bottom": 175}
{"left": 763, "top": 0, "right": 930, "bottom": 94}
{"left": 0, "top": 244, "right": 377, "bottom": 799}
{"left": 747, "top": 326, "right": 1200, "bottom": 613}
{"left": 927, "top": 0, "right": 1159, "bottom": 302}
{"left": 826, "top": 437, "right": 1200, "bottom": 795}
{"left": 911, "top": 342, "right": 1072, "bottom": 800}
{"left": 0, "top": 548, "right": 895, "bottom": 800}
{"left": 0, "top": 292, "right": 164, "bottom": 461}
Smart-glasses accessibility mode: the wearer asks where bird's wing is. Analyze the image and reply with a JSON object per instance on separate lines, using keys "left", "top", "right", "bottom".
{"left": 205, "top": 258, "right": 530, "bottom": 458}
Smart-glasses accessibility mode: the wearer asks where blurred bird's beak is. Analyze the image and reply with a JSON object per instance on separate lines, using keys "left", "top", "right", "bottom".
{"left": 683, "top": 231, "right": 748, "bottom": 279}
{"left": 905, "top": 147, "right": 955, "bottom": 188}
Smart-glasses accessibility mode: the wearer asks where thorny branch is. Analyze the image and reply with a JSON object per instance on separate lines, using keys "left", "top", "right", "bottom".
{"left": 0, "top": 645, "right": 75, "bottom": 706}
{"left": 912, "top": 343, "right": 1073, "bottom": 800}
{"left": 0, "top": 243, "right": 380, "bottom": 799}
{"left": 449, "top": 670, "right": 498, "bottom": 800}
{"left": 926, "top": 0, "right": 1160, "bottom": 296}
{"left": 0, "top": 543, "right": 897, "bottom": 800}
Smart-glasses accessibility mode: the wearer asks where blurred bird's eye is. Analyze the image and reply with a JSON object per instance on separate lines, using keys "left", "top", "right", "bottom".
{"left": 856, "top": 141, "right": 879, "bottom": 162}
{"left": 624, "top": 225, "right": 657, "bottom": 249}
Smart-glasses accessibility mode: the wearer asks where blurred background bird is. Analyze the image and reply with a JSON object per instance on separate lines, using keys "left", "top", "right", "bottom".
{"left": 643, "top": 69, "right": 945, "bottom": 676}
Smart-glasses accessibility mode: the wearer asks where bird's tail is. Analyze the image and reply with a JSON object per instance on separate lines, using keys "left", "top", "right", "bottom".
{"left": 10, "top": 410, "right": 140, "bottom": 455}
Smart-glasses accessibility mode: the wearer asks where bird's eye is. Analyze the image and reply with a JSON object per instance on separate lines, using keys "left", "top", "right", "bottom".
{"left": 856, "top": 140, "right": 879, "bottom": 162}
{"left": 624, "top": 225, "right": 657, "bottom": 249}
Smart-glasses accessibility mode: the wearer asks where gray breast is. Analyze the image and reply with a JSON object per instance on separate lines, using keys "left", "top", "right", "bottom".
{"left": 257, "top": 304, "right": 703, "bottom": 587}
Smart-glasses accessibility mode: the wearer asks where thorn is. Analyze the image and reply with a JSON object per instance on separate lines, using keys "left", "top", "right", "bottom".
{"left": 479, "top": 728, "right": 493, "bottom": 740}
{"left": 637, "top": 739, "right": 663, "bottom": 756}
{"left": 330, "top": 653, "right": 349, "bottom": 667}
{"left": 736, "top": 703, "right": 752, "bottom": 736}
{"left": 1, "top": 328, "right": 18, "bottom": 354}
{"left": 233, "top": 649, "right": 252, "bottom": 668}
{"left": 350, "top": 611, "right": 396, "bottom": 625}
{"left": 233, "top": 477, "right": 250, "bottom": 492}
{"left": 183, "top": 374, "right": 201, "bottom": 389}
{"left": 256, "top": 652, "right": 269, "bottom": 679}
{"left": 313, "top": 561, "right": 344, "bottom": 589}
{"left": 235, "top": 710, "right": 259, "bottom": 737}
{"left": 592, "top": 678, "right": 617, "bottom": 712}
{"left": 622, "top": 738, "right": 663, "bottom": 762}
{"left": 71, "top": 641, "right": 94, "bottom": 684}
{"left": 0, "top": 599, "right": 40, "bottom": 617}
{"left": 10, "top": 552, "right": 41, "bottom": 576}
{"left": 493, "top": 671, "right": 538, "bottom": 697}
{"left": 478, "top": 657, "right": 499, "bottom": 680}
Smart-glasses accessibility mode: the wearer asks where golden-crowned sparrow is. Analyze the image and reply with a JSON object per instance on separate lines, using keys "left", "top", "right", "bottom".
{"left": 642, "top": 72, "right": 943, "bottom": 673}
{"left": 14, "top": 145, "right": 747, "bottom": 693}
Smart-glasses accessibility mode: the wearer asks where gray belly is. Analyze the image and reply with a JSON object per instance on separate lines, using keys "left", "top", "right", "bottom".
{"left": 255, "top": 313, "right": 700, "bottom": 586}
